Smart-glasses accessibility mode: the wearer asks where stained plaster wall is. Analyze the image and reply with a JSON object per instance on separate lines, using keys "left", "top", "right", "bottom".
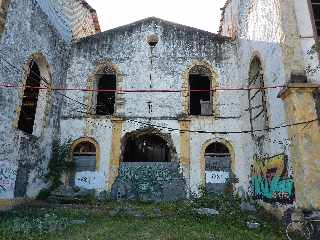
{"left": 36, "top": 0, "right": 100, "bottom": 42}
{"left": 220, "top": 0, "right": 315, "bottom": 206}
{"left": 293, "top": 0, "right": 320, "bottom": 83}
{"left": 0, "top": 0, "right": 69, "bottom": 199}
{"left": 60, "top": 18, "right": 255, "bottom": 195}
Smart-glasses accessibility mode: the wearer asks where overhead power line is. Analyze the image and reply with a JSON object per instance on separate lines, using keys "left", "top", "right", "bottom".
{"left": 0, "top": 52, "right": 318, "bottom": 136}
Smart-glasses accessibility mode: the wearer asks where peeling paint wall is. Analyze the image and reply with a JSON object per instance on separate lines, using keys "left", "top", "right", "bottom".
{"left": 1, "top": 0, "right": 319, "bottom": 207}
{"left": 60, "top": 18, "right": 256, "bottom": 196}
{"left": 0, "top": 0, "right": 69, "bottom": 199}
{"left": 221, "top": 0, "right": 320, "bottom": 209}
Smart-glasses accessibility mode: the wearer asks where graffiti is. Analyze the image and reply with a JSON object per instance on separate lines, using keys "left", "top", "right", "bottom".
{"left": 112, "top": 162, "right": 186, "bottom": 201}
{"left": 205, "top": 171, "right": 229, "bottom": 184}
{"left": 250, "top": 154, "right": 295, "bottom": 204}
{"left": 0, "top": 163, "right": 16, "bottom": 194}
{"left": 77, "top": 176, "right": 90, "bottom": 184}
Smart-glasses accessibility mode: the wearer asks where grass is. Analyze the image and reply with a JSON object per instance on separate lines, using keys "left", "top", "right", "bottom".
{"left": 0, "top": 197, "right": 286, "bottom": 240}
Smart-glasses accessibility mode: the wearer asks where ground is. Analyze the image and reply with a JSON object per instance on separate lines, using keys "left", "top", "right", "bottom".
{"left": 0, "top": 197, "right": 286, "bottom": 240}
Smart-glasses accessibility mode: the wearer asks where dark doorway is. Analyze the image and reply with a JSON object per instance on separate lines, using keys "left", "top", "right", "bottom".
{"left": 18, "top": 61, "right": 41, "bottom": 134}
{"left": 205, "top": 142, "right": 231, "bottom": 194}
{"left": 123, "top": 134, "right": 170, "bottom": 162}
{"left": 96, "top": 74, "right": 116, "bottom": 115}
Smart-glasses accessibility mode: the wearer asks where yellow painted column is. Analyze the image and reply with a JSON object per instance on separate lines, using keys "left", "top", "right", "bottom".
{"left": 179, "top": 118, "right": 191, "bottom": 192}
{"left": 279, "top": 83, "right": 320, "bottom": 209}
{"left": 107, "top": 117, "right": 123, "bottom": 191}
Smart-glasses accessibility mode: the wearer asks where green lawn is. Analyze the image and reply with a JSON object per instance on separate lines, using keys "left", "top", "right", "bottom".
{"left": 0, "top": 199, "right": 286, "bottom": 240}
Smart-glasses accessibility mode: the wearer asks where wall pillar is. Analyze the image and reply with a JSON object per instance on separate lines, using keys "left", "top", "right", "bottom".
{"left": 278, "top": 83, "right": 320, "bottom": 209}
{"left": 107, "top": 117, "right": 123, "bottom": 191}
{"left": 178, "top": 118, "right": 191, "bottom": 193}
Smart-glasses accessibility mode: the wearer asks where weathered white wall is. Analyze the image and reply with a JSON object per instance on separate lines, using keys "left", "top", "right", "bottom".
{"left": 60, "top": 18, "right": 256, "bottom": 194}
{"left": 36, "top": 0, "right": 100, "bottom": 42}
{"left": 294, "top": 0, "right": 320, "bottom": 83}
{"left": 0, "top": 0, "right": 68, "bottom": 199}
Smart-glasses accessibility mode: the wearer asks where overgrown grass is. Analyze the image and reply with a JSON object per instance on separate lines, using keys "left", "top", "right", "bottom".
{"left": 0, "top": 197, "right": 286, "bottom": 240}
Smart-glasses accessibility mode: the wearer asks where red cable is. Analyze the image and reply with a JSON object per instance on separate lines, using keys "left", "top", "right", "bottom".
{"left": 0, "top": 83, "right": 318, "bottom": 92}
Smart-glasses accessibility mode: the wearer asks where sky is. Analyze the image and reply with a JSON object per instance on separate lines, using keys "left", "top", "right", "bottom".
{"left": 85, "top": 0, "right": 227, "bottom": 33}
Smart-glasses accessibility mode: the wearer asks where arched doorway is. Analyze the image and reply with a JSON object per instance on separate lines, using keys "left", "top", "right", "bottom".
{"left": 70, "top": 139, "right": 98, "bottom": 186}
{"left": 123, "top": 134, "right": 170, "bottom": 162}
{"left": 204, "top": 142, "right": 232, "bottom": 194}
{"left": 111, "top": 129, "right": 185, "bottom": 201}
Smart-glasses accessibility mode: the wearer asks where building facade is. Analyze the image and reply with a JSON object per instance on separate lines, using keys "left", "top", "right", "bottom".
{"left": 0, "top": 0, "right": 319, "bottom": 210}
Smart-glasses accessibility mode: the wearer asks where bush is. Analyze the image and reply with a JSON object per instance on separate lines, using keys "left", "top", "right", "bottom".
{"left": 46, "top": 139, "right": 72, "bottom": 190}
{"left": 36, "top": 189, "right": 51, "bottom": 200}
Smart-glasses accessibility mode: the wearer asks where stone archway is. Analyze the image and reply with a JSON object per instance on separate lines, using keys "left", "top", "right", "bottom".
{"left": 68, "top": 137, "right": 100, "bottom": 187}
{"left": 111, "top": 128, "right": 185, "bottom": 202}
{"left": 200, "top": 138, "right": 235, "bottom": 194}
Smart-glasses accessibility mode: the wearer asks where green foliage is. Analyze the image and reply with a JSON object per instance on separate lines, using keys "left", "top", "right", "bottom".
{"left": 46, "top": 139, "right": 73, "bottom": 190}
{"left": 0, "top": 202, "right": 285, "bottom": 240}
{"left": 36, "top": 188, "right": 51, "bottom": 200}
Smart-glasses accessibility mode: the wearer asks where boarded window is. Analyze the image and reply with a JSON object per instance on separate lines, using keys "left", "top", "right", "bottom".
{"left": 189, "top": 66, "right": 212, "bottom": 116}
{"left": 73, "top": 141, "right": 96, "bottom": 171}
{"left": 18, "top": 61, "right": 41, "bottom": 134}
{"left": 248, "top": 57, "right": 268, "bottom": 135}
{"left": 96, "top": 70, "right": 116, "bottom": 115}
{"left": 205, "top": 142, "right": 231, "bottom": 194}
{"left": 311, "top": 0, "right": 320, "bottom": 35}
{"left": 123, "top": 134, "right": 170, "bottom": 162}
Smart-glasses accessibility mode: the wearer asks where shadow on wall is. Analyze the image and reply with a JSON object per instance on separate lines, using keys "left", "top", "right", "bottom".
{"left": 249, "top": 154, "right": 295, "bottom": 204}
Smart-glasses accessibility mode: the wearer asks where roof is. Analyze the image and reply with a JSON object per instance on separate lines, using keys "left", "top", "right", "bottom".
{"left": 76, "top": 17, "right": 231, "bottom": 45}
{"left": 36, "top": 0, "right": 101, "bottom": 42}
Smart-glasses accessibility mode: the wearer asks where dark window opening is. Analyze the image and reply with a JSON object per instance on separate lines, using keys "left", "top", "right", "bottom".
{"left": 18, "top": 61, "right": 41, "bottom": 134}
{"left": 311, "top": 0, "right": 320, "bottom": 36}
{"left": 73, "top": 141, "right": 96, "bottom": 171}
{"left": 205, "top": 142, "right": 230, "bottom": 157}
{"left": 123, "top": 134, "right": 170, "bottom": 162}
{"left": 189, "top": 73, "right": 211, "bottom": 116}
{"left": 96, "top": 74, "right": 116, "bottom": 115}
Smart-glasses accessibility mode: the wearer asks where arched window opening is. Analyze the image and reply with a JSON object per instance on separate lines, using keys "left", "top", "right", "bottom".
{"left": 123, "top": 134, "right": 170, "bottom": 162}
{"left": 248, "top": 56, "right": 268, "bottom": 135}
{"left": 18, "top": 60, "right": 41, "bottom": 134}
{"left": 189, "top": 65, "right": 212, "bottom": 116}
{"left": 96, "top": 66, "right": 116, "bottom": 115}
{"left": 205, "top": 142, "right": 231, "bottom": 194}
{"left": 311, "top": 0, "right": 320, "bottom": 36}
{"left": 73, "top": 141, "right": 96, "bottom": 171}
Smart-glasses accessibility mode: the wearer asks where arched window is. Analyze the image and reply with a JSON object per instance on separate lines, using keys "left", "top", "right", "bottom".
{"left": 189, "top": 65, "right": 212, "bottom": 116}
{"left": 248, "top": 56, "right": 268, "bottom": 135}
{"left": 205, "top": 142, "right": 231, "bottom": 194}
{"left": 73, "top": 141, "right": 97, "bottom": 171}
{"left": 123, "top": 134, "right": 170, "bottom": 162}
{"left": 95, "top": 65, "right": 116, "bottom": 115}
{"left": 311, "top": 0, "right": 320, "bottom": 36}
{"left": 18, "top": 60, "right": 41, "bottom": 134}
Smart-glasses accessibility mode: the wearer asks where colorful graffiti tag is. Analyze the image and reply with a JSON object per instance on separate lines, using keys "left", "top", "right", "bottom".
{"left": 250, "top": 154, "right": 295, "bottom": 204}
{"left": 0, "top": 163, "right": 16, "bottom": 194}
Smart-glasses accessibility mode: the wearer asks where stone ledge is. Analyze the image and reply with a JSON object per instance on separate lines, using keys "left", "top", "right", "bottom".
{"left": 277, "top": 83, "right": 320, "bottom": 99}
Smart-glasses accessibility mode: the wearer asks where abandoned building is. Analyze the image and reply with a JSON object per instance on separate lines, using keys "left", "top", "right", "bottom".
{"left": 0, "top": 0, "right": 320, "bottom": 211}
